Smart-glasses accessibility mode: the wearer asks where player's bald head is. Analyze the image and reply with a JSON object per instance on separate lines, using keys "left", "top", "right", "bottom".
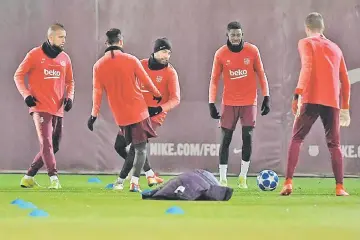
{"left": 305, "top": 12, "right": 325, "bottom": 32}
{"left": 47, "top": 23, "right": 66, "bottom": 37}
{"left": 46, "top": 23, "right": 66, "bottom": 50}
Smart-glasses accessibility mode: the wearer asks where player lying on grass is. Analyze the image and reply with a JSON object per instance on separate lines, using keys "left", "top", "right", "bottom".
{"left": 280, "top": 12, "right": 351, "bottom": 196}
{"left": 87, "top": 28, "right": 162, "bottom": 192}
{"left": 113, "top": 37, "right": 180, "bottom": 191}
{"left": 208, "top": 21, "right": 270, "bottom": 188}
{"left": 15, "top": 23, "right": 75, "bottom": 189}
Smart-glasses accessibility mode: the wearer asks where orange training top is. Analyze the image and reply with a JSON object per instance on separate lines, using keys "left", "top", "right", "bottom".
{"left": 91, "top": 50, "right": 161, "bottom": 126}
{"left": 14, "top": 47, "right": 75, "bottom": 117}
{"left": 295, "top": 34, "right": 350, "bottom": 109}
{"left": 209, "top": 42, "right": 269, "bottom": 106}
{"left": 140, "top": 59, "right": 180, "bottom": 125}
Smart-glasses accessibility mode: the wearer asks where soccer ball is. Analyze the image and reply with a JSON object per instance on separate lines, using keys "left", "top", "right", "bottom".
{"left": 257, "top": 170, "right": 279, "bottom": 191}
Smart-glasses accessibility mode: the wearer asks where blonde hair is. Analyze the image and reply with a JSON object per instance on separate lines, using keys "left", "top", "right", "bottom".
{"left": 305, "top": 12, "right": 325, "bottom": 32}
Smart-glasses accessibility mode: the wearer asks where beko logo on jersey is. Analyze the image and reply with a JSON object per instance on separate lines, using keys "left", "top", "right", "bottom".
{"left": 229, "top": 69, "right": 248, "bottom": 80}
{"left": 44, "top": 69, "right": 61, "bottom": 79}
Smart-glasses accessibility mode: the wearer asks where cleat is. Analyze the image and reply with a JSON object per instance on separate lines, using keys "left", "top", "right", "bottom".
{"left": 280, "top": 179, "right": 293, "bottom": 196}
{"left": 280, "top": 184, "right": 293, "bottom": 196}
{"left": 113, "top": 181, "right": 124, "bottom": 190}
{"left": 238, "top": 176, "right": 248, "bottom": 189}
{"left": 48, "top": 179, "right": 62, "bottom": 189}
{"left": 336, "top": 184, "right": 349, "bottom": 196}
{"left": 129, "top": 183, "right": 141, "bottom": 193}
{"left": 147, "top": 175, "right": 164, "bottom": 187}
{"left": 20, "top": 176, "right": 40, "bottom": 188}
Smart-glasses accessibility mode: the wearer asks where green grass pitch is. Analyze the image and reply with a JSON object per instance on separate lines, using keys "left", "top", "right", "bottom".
{"left": 0, "top": 174, "right": 359, "bottom": 240}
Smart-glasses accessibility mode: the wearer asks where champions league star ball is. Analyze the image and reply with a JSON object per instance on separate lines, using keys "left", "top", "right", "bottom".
{"left": 257, "top": 170, "right": 279, "bottom": 191}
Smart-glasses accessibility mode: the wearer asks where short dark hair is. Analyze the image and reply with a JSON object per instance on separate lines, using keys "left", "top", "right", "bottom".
{"left": 106, "top": 28, "right": 122, "bottom": 45}
{"left": 227, "top": 21, "right": 242, "bottom": 31}
{"left": 305, "top": 12, "right": 325, "bottom": 31}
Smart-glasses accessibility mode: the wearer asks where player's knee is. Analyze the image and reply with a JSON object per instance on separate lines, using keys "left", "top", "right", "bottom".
{"left": 114, "top": 135, "right": 127, "bottom": 158}
{"left": 52, "top": 138, "right": 60, "bottom": 154}
{"left": 241, "top": 127, "right": 253, "bottom": 162}
{"left": 242, "top": 150, "right": 251, "bottom": 162}
{"left": 134, "top": 142, "right": 147, "bottom": 156}
{"left": 115, "top": 146, "right": 127, "bottom": 159}
{"left": 136, "top": 148, "right": 147, "bottom": 157}
{"left": 40, "top": 137, "right": 53, "bottom": 153}
{"left": 114, "top": 138, "right": 126, "bottom": 151}
{"left": 221, "top": 128, "right": 233, "bottom": 147}
{"left": 242, "top": 126, "right": 253, "bottom": 143}
{"left": 327, "top": 141, "right": 340, "bottom": 149}
{"left": 292, "top": 131, "right": 306, "bottom": 141}
{"left": 53, "top": 145, "right": 59, "bottom": 154}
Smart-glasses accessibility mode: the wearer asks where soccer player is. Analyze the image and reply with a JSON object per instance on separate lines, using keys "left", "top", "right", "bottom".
{"left": 113, "top": 37, "right": 180, "bottom": 190}
{"left": 280, "top": 12, "right": 351, "bottom": 196}
{"left": 14, "top": 23, "right": 75, "bottom": 189}
{"left": 208, "top": 21, "right": 270, "bottom": 188}
{"left": 87, "top": 28, "right": 162, "bottom": 192}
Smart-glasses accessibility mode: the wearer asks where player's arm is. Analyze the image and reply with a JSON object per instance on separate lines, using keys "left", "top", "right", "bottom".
{"left": 295, "top": 39, "right": 313, "bottom": 95}
{"left": 339, "top": 55, "right": 350, "bottom": 109}
{"left": 339, "top": 54, "right": 351, "bottom": 127}
{"left": 14, "top": 51, "right": 34, "bottom": 99}
{"left": 208, "top": 51, "right": 222, "bottom": 104}
{"left": 208, "top": 51, "right": 222, "bottom": 119}
{"left": 65, "top": 58, "right": 75, "bottom": 101}
{"left": 135, "top": 59, "right": 161, "bottom": 98}
{"left": 160, "top": 69, "right": 180, "bottom": 112}
{"left": 254, "top": 47, "right": 270, "bottom": 115}
{"left": 254, "top": 47, "right": 269, "bottom": 97}
{"left": 91, "top": 65, "right": 103, "bottom": 117}
{"left": 63, "top": 57, "right": 75, "bottom": 112}
{"left": 292, "top": 39, "right": 313, "bottom": 115}
{"left": 88, "top": 64, "right": 103, "bottom": 131}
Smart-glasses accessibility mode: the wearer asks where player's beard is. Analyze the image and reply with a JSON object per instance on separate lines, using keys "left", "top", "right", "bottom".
{"left": 158, "top": 58, "right": 169, "bottom": 65}
{"left": 148, "top": 54, "right": 168, "bottom": 70}
{"left": 54, "top": 44, "right": 64, "bottom": 51}
{"left": 227, "top": 39, "right": 244, "bottom": 53}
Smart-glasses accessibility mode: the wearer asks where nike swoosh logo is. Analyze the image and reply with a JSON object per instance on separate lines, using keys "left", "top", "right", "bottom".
{"left": 233, "top": 148, "right": 242, "bottom": 154}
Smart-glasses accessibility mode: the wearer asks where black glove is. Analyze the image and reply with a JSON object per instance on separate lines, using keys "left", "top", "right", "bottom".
{"left": 87, "top": 116, "right": 97, "bottom": 131}
{"left": 64, "top": 98, "right": 73, "bottom": 112}
{"left": 25, "top": 95, "right": 37, "bottom": 107}
{"left": 261, "top": 96, "right": 270, "bottom": 116}
{"left": 148, "top": 106, "right": 163, "bottom": 117}
{"left": 153, "top": 95, "right": 162, "bottom": 104}
{"left": 209, "top": 103, "right": 220, "bottom": 119}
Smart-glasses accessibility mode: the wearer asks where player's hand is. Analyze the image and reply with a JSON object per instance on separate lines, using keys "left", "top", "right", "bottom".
{"left": 153, "top": 95, "right": 162, "bottom": 104}
{"left": 261, "top": 96, "right": 270, "bottom": 116}
{"left": 64, "top": 98, "right": 73, "bottom": 112}
{"left": 25, "top": 95, "right": 37, "bottom": 107}
{"left": 148, "top": 106, "right": 163, "bottom": 117}
{"left": 340, "top": 109, "right": 351, "bottom": 127}
{"left": 209, "top": 103, "right": 220, "bottom": 119}
{"left": 87, "top": 115, "right": 97, "bottom": 131}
